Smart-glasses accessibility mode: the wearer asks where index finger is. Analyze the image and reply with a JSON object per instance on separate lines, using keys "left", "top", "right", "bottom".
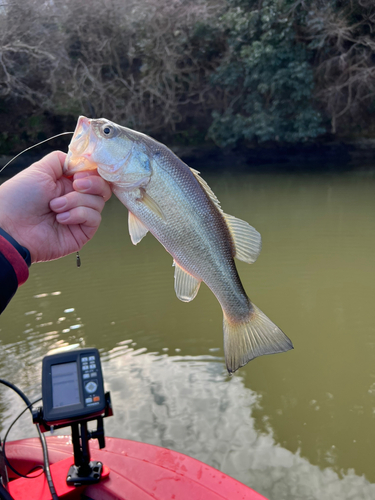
{"left": 73, "top": 175, "right": 112, "bottom": 202}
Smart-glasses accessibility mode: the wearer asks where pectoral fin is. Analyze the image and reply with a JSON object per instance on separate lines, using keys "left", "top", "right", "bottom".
{"left": 138, "top": 188, "right": 166, "bottom": 221}
{"left": 224, "top": 213, "right": 262, "bottom": 264}
{"left": 128, "top": 211, "right": 149, "bottom": 245}
{"left": 115, "top": 175, "right": 150, "bottom": 190}
{"left": 173, "top": 261, "right": 201, "bottom": 302}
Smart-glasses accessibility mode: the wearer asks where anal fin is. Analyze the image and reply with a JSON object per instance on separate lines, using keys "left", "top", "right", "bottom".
{"left": 173, "top": 261, "right": 201, "bottom": 302}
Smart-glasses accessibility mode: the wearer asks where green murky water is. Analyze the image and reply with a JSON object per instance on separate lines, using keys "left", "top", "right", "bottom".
{"left": 1, "top": 167, "right": 375, "bottom": 499}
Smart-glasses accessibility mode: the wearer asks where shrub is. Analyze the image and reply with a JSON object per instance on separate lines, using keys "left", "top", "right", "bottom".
{"left": 208, "top": 0, "right": 324, "bottom": 146}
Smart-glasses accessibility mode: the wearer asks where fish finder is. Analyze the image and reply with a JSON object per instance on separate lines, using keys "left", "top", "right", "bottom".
{"left": 33, "top": 348, "right": 113, "bottom": 486}
{"left": 41, "top": 348, "right": 106, "bottom": 426}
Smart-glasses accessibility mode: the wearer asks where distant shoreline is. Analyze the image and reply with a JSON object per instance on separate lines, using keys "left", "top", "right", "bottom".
{"left": 1, "top": 139, "right": 375, "bottom": 177}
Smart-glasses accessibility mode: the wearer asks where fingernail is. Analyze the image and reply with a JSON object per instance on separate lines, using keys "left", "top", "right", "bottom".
{"left": 56, "top": 212, "right": 70, "bottom": 222}
{"left": 74, "top": 172, "right": 91, "bottom": 179}
{"left": 50, "top": 197, "right": 67, "bottom": 210}
{"left": 74, "top": 178, "right": 91, "bottom": 191}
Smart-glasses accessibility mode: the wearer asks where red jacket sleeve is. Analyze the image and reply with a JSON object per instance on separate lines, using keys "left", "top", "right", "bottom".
{"left": 0, "top": 230, "right": 30, "bottom": 314}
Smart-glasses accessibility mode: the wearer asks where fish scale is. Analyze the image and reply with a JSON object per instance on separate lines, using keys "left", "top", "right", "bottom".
{"left": 137, "top": 156, "right": 244, "bottom": 311}
{"left": 64, "top": 116, "right": 293, "bottom": 373}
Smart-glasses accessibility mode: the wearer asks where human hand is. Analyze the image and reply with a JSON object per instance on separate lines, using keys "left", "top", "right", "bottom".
{"left": 0, "top": 151, "right": 111, "bottom": 263}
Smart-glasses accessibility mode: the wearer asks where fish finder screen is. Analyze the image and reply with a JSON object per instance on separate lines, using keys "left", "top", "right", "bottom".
{"left": 51, "top": 362, "right": 80, "bottom": 408}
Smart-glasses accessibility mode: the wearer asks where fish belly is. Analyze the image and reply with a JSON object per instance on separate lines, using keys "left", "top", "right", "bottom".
{"left": 113, "top": 183, "right": 250, "bottom": 319}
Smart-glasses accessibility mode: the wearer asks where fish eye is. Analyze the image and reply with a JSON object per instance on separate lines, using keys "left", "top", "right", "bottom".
{"left": 101, "top": 124, "right": 115, "bottom": 137}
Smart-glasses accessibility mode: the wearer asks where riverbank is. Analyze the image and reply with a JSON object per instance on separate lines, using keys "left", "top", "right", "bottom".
{"left": 173, "top": 140, "right": 375, "bottom": 173}
{"left": 1, "top": 138, "right": 375, "bottom": 178}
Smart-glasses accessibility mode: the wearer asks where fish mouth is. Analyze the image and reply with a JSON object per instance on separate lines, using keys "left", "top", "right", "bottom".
{"left": 63, "top": 116, "right": 99, "bottom": 176}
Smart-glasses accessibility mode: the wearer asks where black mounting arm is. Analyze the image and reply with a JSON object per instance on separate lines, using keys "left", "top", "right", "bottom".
{"left": 33, "top": 391, "right": 113, "bottom": 486}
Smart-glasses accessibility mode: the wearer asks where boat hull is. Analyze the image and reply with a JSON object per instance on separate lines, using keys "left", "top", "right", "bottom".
{"left": 6, "top": 436, "right": 267, "bottom": 499}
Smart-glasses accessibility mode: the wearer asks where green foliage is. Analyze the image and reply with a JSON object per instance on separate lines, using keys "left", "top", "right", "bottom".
{"left": 208, "top": 0, "right": 325, "bottom": 146}
{"left": 2, "top": 0, "right": 375, "bottom": 151}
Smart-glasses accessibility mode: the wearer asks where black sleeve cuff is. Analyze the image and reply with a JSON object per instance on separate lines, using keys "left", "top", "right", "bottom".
{"left": 0, "top": 252, "right": 18, "bottom": 314}
{"left": 0, "top": 228, "right": 31, "bottom": 267}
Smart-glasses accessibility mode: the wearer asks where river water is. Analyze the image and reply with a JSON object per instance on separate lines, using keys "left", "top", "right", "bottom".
{"left": 1, "top": 166, "right": 375, "bottom": 499}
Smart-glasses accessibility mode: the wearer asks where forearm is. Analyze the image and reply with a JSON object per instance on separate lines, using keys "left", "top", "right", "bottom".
{"left": 0, "top": 229, "right": 31, "bottom": 314}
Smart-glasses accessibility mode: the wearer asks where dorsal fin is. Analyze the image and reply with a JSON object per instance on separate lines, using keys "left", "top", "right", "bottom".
{"left": 190, "top": 167, "right": 261, "bottom": 263}
{"left": 224, "top": 213, "right": 262, "bottom": 264}
{"left": 190, "top": 168, "right": 223, "bottom": 213}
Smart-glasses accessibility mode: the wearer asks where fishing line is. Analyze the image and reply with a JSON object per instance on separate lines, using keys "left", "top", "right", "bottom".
{"left": 0, "top": 131, "right": 74, "bottom": 173}
{"left": 0, "top": 131, "right": 81, "bottom": 269}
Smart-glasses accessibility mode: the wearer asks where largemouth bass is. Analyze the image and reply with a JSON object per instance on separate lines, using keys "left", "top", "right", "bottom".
{"left": 63, "top": 116, "right": 293, "bottom": 373}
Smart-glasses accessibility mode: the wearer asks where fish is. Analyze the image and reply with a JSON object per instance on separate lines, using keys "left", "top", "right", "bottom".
{"left": 63, "top": 116, "right": 293, "bottom": 373}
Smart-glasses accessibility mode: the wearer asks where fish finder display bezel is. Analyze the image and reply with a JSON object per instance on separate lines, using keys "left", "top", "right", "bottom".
{"left": 42, "top": 348, "right": 106, "bottom": 426}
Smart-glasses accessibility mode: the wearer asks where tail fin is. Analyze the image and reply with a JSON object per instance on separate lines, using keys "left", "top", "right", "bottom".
{"left": 223, "top": 303, "right": 293, "bottom": 374}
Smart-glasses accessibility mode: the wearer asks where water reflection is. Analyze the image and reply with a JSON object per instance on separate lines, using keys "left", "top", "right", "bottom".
{"left": 1, "top": 168, "right": 375, "bottom": 499}
{"left": 2, "top": 346, "right": 375, "bottom": 500}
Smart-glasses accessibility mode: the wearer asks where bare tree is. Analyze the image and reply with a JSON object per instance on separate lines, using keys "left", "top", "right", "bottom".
{"left": 0, "top": 0, "right": 225, "bottom": 138}
{"left": 303, "top": 0, "right": 375, "bottom": 133}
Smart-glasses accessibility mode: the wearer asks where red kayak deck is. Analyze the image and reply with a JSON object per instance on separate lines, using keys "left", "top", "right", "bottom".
{"left": 6, "top": 436, "right": 267, "bottom": 500}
